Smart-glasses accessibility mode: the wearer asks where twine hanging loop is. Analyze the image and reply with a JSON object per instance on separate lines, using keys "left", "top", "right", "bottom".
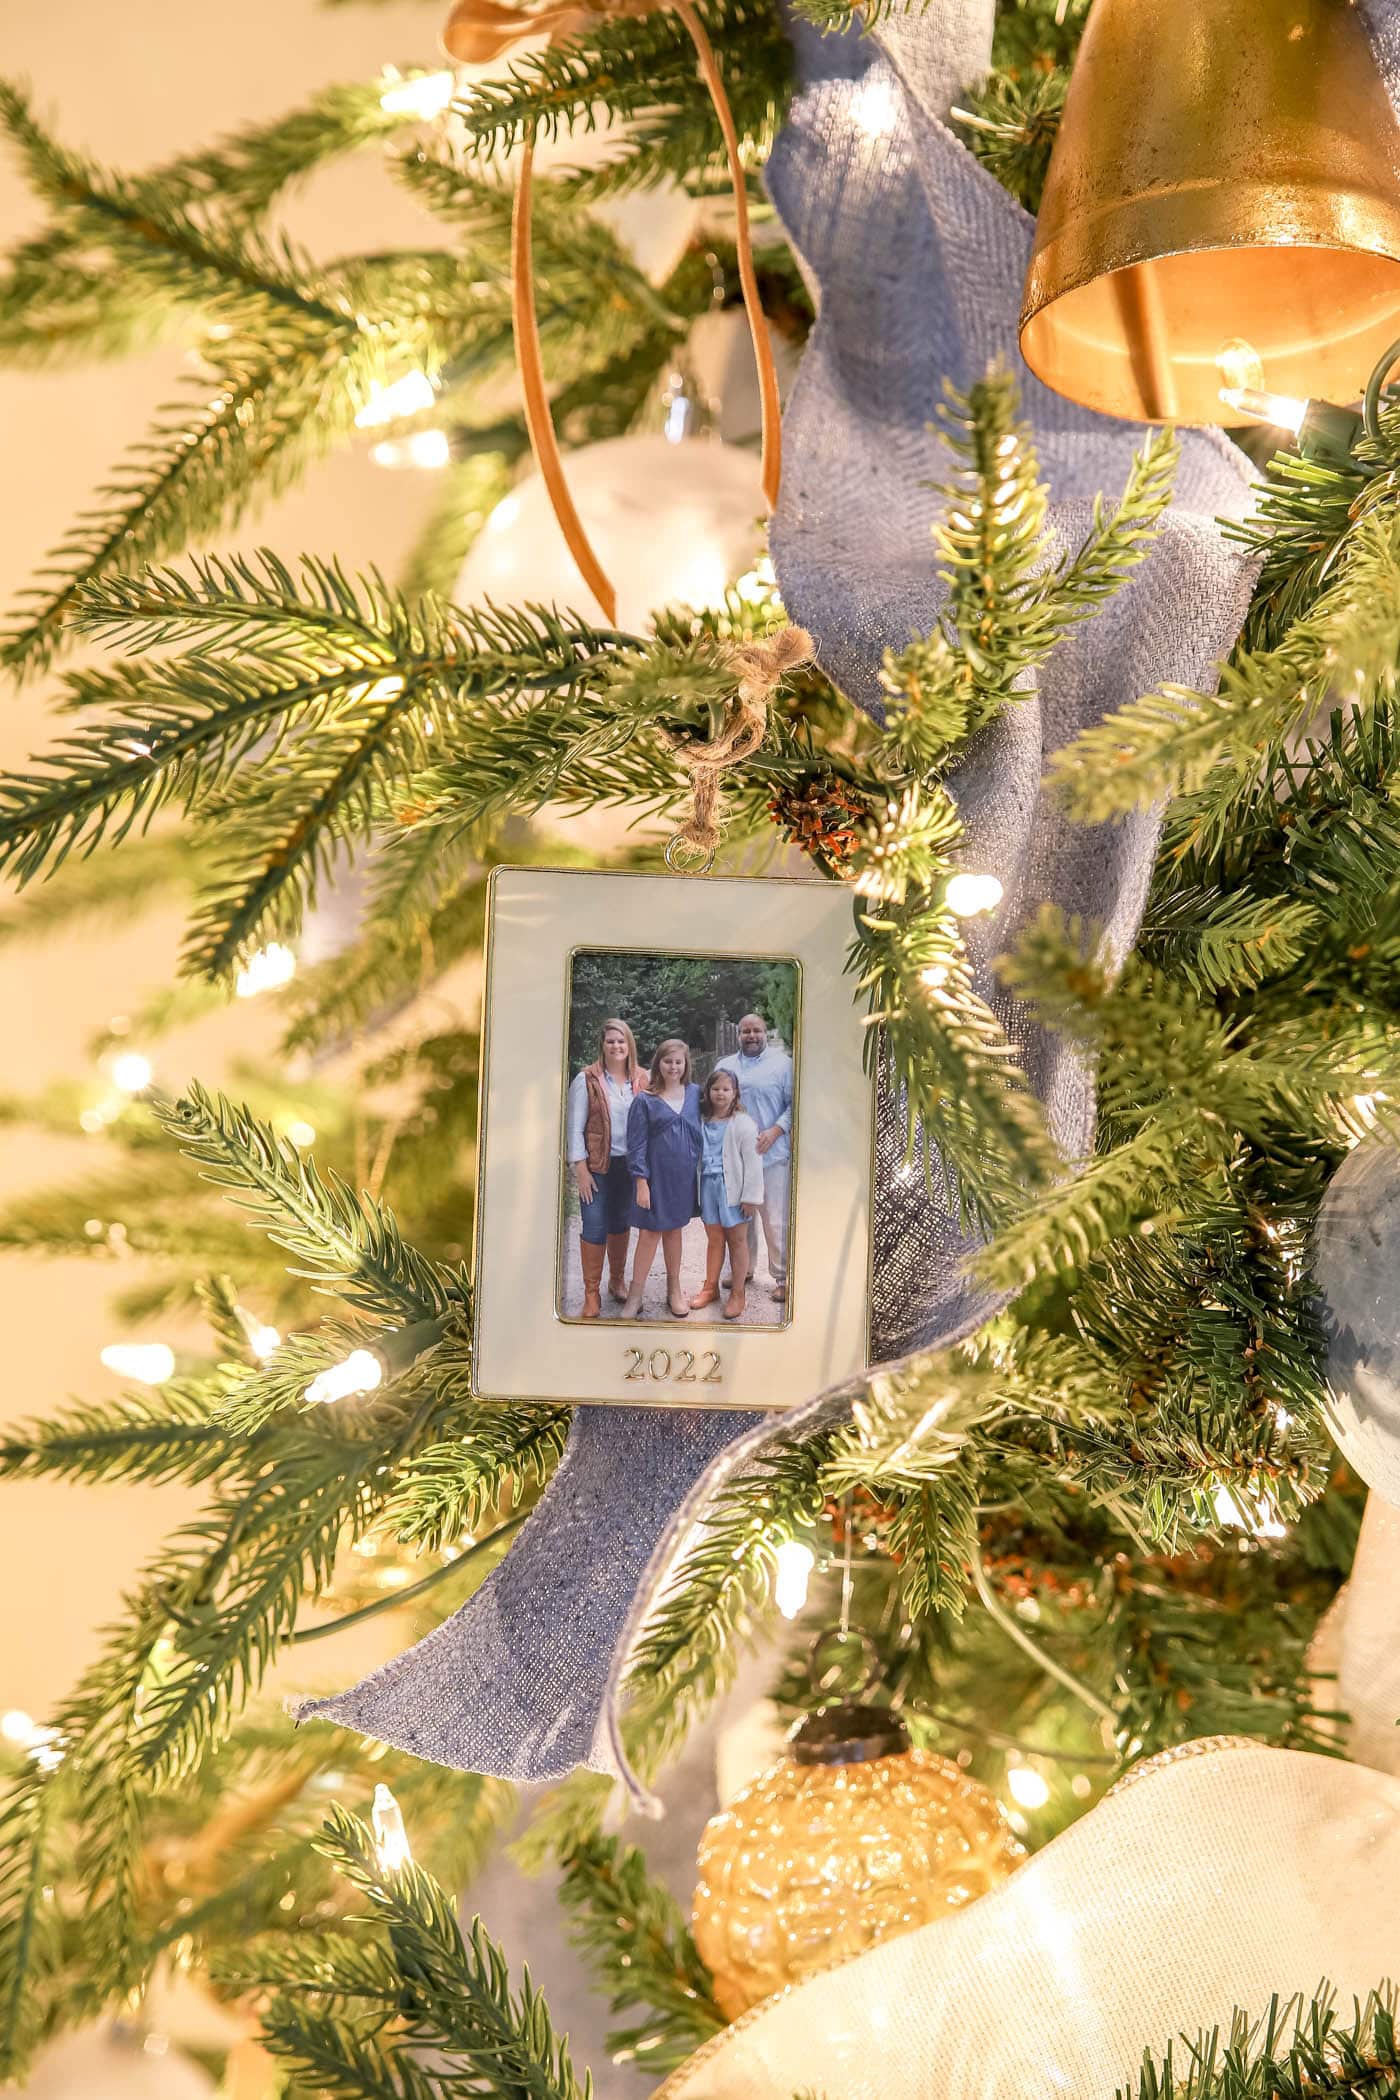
{"left": 661, "top": 624, "right": 812, "bottom": 872}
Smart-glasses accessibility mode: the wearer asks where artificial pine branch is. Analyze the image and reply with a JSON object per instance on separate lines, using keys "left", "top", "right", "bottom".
{"left": 854, "top": 858, "right": 1059, "bottom": 1228}
{"left": 625, "top": 1439, "right": 829, "bottom": 1738}
{"left": 398, "top": 151, "right": 679, "bottom": 340}
{"left": 951, "top": 69, "right": 1068, "bottom": 211}
{"left": 1, "top": 349, "right": 359, "bottom": 678}
{"left": 0, "top": 81, "right": 349, "bottom": 330}
{"left": 557, "top": 1836, "right": 726, "bottom": 2070}
{"left": 156, "top": 75, "right": 451, "bottom": 219}
{"left": 0, "top": 558, "right": 626, "bottom": 966}
{"left": 256, "top": 1807, "right": 594, "bottom": 2100}
{"left": 0, "top": 1782, "right": 61, "bottom": 2079}
{"left": 451, "top": 0, "right": 791, "bottom": 188}
{"left": 380, "top": 1402, "right": 571, "bottom": 1553}
{"left": 0, "top": 1366, "right": 493, "bottom": 2041}
{"left": 1139, "top": 888, "right": 1323, "bottom": 997}
{"left": 879, "top": 371, "right": 1176, "bottom": 773}
{"left": 1123, "top": 1986, "right": 1399, "bottom": 2100}
{"left": 281, "top": 843, "right": 493, "bottom": 1054}
{"left": 1048, "top": 511, "right": 1400, "bottom": 832}
{"left": 398, "top": 641, "right": 761, "bottom": 836}
{"left": 160, "top": 1082, "right": 462, "bottom": 1325}
{"left": 0, "top": 1376, "right": 245, "bottom": 1488}
{"left": 834, "top": 373, "right": 1176, "bottom": 1230}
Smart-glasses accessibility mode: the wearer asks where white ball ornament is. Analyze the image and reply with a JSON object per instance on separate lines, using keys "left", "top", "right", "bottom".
{"left": 17, "top": 2026, "right": 216, "bottom": 2100}
{"left": 453, "top": 434, "right": 765, "bottom": 632}
{"left": 1312, "top": 1136, "right": 1400, "bottom": 1500}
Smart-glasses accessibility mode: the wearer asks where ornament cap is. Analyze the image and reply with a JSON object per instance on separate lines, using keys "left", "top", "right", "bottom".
{"left": 790, "top": 1700, "right": 910, "bottom": 1766}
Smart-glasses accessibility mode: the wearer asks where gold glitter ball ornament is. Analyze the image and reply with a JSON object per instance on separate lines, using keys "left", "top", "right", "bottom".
{"left": 692, "top": 1705, "right": 1024, "bottom": 2019}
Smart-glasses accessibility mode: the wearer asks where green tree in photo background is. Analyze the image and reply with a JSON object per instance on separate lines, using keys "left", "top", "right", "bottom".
{"left": 568, "top": 951, "right": 798, "bottom": 1073}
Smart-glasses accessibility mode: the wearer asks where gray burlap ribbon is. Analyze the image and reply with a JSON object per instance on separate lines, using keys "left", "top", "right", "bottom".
{"left": 294, "top": 0, "right": 1376, "bottom": 1796}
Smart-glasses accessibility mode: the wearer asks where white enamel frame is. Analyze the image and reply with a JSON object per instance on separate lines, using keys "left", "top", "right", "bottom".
{"left": 472, "top": 867, "right": 873, "bottom": 1410}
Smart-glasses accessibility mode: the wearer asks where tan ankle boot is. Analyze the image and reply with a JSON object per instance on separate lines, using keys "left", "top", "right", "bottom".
{"left": 579, "top": 1239, "right": 605, "bottom": 1319}
{"left": 690, "top": 1235, "right": 724, "bottom": 1310}
{"left": 606, "top": 1233, "right": 630, "bottom": 1302}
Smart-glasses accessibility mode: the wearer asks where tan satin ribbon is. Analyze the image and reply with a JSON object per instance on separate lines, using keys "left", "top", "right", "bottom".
{"left": 444, "top": 0, "right": 783, "bottom": 628}
{"left": 446, "top": 0, "right": 658, "bottom": 60}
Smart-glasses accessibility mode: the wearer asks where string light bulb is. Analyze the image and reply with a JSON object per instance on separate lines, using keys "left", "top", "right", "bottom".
{"left": 2, "top": 1712, "right": 66, "bottom": 1771}
{"left": 100, "top": 1342, "right": 176, "bottom": 1385}
{"left": 1006, "top": 1764, "right": 1050, "bottom": 1810}
{"left": 773, "top": 1539, "right": 816, "bottom": 1620}
{"left": 1219, "top": 384, "right": 1307, "bottom": 437}
{"left": 235, "top": 943, "right": 296, "bottom": 998}
{"left": 355, "top": 370, "right": 438, "bottom": 429}
{"left": 378, "top": 69, "right": 456, "bottom": 120}
{"left": 1218, "top": 384, "right": 1362, "bottom": 467}
{"left": 1212, "top": 1482, "right": 1288, "bottom": 1540}
{"left": 242, "top": 1315, "right": 282, "bottom": 1361}
{"left": 372, "top": 1782, "right": 412, "bottom": 1873}
{"left": 734, "top": 555, "right": 778, "bottom": 607}
{"left": 370, "top": 430, "right": 452, "bottom": 471}
{"left": 110, "top": 1052, "right": 153, "bottom": 1094}
{"left": 945, "top": 871, "right": 1004, "bottom": 917}
{"left": 304, "top": 1349, "right": 383, "bottom": 1407}
{"left": 24, "top": 1726, "right": 64, "bottom": 1773}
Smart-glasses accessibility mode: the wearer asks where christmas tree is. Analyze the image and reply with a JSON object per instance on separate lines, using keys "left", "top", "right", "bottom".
{"left": 1, "top": 0, "right": 1399, "bottom": 2093}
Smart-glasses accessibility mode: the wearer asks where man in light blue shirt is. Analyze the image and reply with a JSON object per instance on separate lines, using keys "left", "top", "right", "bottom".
{"left": 716, "top": 1013, "right": 793, "bottom": 1301}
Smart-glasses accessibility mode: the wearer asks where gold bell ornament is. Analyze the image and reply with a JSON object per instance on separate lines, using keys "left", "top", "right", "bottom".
{"left": 692, "top": 1677, "right": 1024, "bottom": 2020}
{"left": 1020, "top": 0, "right": 1400, "bottom": 424}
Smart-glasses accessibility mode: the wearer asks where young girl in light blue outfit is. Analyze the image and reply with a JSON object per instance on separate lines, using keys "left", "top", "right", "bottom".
{"left": 689, "top": 1067, "right": 764, "bottom": 1319}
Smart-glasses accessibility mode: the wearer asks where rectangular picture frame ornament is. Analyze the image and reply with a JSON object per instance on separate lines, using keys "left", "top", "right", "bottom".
{"left": 472, "top": 867, "right": 874, "bottom": 1410}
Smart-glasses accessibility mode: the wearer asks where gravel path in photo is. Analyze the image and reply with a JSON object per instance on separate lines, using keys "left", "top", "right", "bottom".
{"left": 560, "top": 1215, "right": 785, "bottom": 1329}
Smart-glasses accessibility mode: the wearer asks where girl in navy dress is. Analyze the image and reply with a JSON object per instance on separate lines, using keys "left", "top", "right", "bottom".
{"left": 621, "top": 1038, "right": 701, "bottom": 1320}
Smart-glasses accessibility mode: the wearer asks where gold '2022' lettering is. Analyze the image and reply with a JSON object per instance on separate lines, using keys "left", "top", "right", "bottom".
{"left": 622, "top": 1347, "right": 722, "bottom": 1386}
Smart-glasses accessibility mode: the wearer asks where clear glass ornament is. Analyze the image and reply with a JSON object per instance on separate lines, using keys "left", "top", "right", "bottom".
{"left": 692, "top": 1707, "right": 1024, "bottom": 2019}
{"left": 1313, "top": 1136, "right": 1400, "bottom": 1501}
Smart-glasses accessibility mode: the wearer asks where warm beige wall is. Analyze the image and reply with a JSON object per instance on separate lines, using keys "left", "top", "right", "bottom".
{"left": 0, "top": 0, "right": 455, "bottom": 1719}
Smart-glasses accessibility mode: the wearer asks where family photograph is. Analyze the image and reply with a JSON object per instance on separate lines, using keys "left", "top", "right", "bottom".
{"left": 560, "top": 950, "right": 798, "bottom": 1328}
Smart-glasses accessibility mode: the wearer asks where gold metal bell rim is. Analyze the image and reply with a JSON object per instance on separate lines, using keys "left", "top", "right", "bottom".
{"left": 1021, "top": 222, "right": 1400, "bottom": 429}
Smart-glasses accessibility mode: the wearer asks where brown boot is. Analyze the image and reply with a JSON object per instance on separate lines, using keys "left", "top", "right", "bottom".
{"left": 690, "top": 1228, "right": 724, "bottom": 1310}
{"left": 579, "top": 1239, "right": 605, "bottom": 1319}
{"left": 606, "top": 1233, "right": 630, "bottom": 1302}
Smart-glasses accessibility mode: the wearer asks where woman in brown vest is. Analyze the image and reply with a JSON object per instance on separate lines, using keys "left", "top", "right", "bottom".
{"left": 565, "top": 1018, "right": 644, "bottom": 1317}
